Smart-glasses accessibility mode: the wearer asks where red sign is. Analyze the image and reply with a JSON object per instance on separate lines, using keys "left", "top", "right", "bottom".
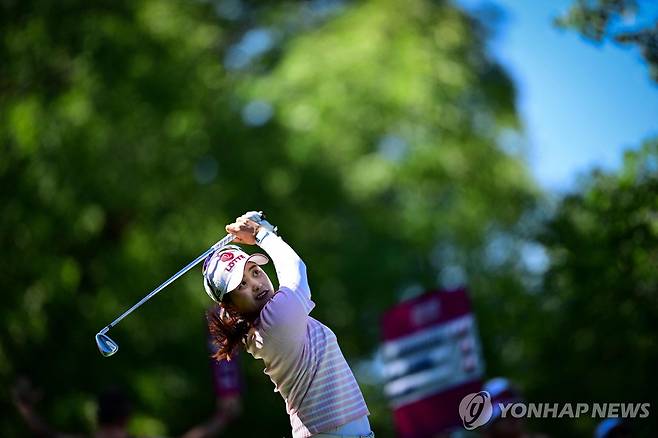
{"left": 381, "top": 288, "right": 484, "bottom": 437}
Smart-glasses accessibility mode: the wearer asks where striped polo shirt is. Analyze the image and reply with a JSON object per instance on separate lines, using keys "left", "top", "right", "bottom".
{"left": 245, "top": 234, "right": 370, "bottom": 438}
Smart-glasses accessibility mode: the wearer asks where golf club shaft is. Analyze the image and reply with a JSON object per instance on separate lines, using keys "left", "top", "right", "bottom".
{"left": 102, "top": 234, "right": 235, "bottom": 331}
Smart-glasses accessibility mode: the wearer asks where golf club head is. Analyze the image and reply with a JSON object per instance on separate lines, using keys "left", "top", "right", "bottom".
{"left": 95, "top": 332, "right": 119, "bottom": 357}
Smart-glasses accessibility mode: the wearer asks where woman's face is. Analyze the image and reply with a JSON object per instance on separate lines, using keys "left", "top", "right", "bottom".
{"left": 225, "top": 261, "right": 275, "bottom": 318}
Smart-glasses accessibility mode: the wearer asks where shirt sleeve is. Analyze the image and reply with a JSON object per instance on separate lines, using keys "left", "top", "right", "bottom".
{"left": 256, "top": 233, "right": 315, "bottom": 342}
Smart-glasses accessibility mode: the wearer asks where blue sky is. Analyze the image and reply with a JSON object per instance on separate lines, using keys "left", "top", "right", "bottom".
{"left": 456, "top": 0, "right": 658, "bottom": 192}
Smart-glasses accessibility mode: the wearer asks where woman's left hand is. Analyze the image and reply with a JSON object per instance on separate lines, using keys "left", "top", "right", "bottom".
{"left": 225, "top": 216, "right": 260, "bottom": 245}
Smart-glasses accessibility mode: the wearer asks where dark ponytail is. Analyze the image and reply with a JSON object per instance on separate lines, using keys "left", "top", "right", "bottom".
{"left": 207, "top": 303, "right": 251, "bottom": 361}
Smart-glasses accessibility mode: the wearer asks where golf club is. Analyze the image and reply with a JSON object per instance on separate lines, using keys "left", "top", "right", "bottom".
{"left": 95, "top": 211, "right": 273, "bottom": 357}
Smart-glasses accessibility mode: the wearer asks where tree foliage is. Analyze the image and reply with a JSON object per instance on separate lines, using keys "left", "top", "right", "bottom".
{"left": 519, "top": 139, "right": 658, "bottom": 437}
{"left": 556, "top": 0, "right": 658, "bottom": 82}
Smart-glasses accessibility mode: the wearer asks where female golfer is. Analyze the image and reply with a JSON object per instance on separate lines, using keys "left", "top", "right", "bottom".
{"left": 202, "top": 213, "right": 373, "bottom": 438}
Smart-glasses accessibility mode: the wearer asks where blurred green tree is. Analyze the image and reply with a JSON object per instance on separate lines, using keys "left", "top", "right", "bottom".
{"left": 556, "top": 0, "right": 658, "bottom": 82}
{"left": 521, "top": 139, "right": 658, "bottom": 437}
{"left": 1, "top": 0, "right": 539, "bottom": 436}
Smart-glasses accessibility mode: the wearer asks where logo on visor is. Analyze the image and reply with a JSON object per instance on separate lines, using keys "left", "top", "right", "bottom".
{"left": 220, "top": 252, "right": 234, "bottom": 262}
{"left": 225, "top": 254, "right": 246, "bottom": 272}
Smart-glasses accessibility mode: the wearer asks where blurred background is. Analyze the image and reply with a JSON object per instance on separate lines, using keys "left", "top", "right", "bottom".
{"left": 1, "top": 0, "right": 656, "bottom": 437}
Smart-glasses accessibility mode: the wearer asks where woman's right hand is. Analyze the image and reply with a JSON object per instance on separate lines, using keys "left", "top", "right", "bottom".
{"left": 225, "top": 216, "right": 260, "bottom": 245}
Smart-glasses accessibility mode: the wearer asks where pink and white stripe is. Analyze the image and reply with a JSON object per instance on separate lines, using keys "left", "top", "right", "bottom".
{"left": 245, "top": 234, "right": 369, "bottom": 438}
